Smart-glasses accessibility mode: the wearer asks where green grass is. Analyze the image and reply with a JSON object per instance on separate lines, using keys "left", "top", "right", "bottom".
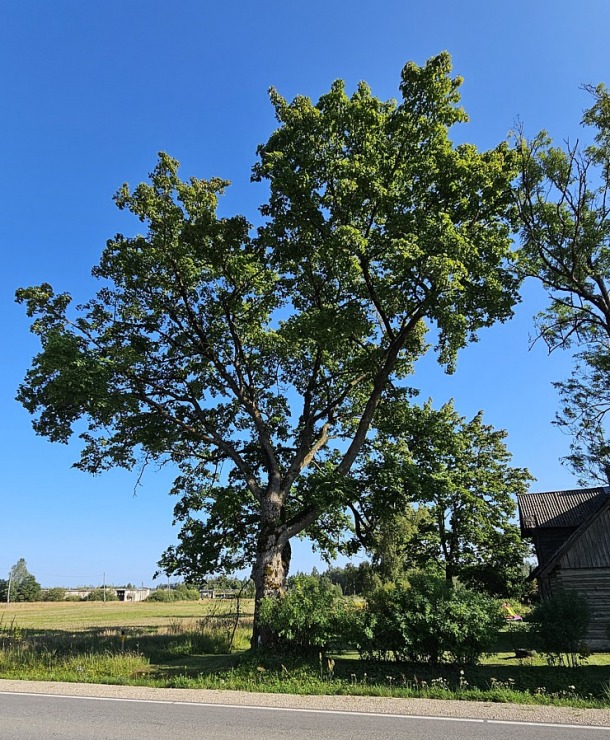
{"left": 1, "top": 602, "right": 610, "bottom": 707}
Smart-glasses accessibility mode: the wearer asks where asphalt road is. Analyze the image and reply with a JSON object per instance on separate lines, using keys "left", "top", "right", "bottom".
{"left": 1, "top": 691, "right": 610, "bottom": 740}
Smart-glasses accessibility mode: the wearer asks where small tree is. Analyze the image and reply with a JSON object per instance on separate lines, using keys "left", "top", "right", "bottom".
{"left": 529, "top": 589, "right": 591, "bottom": 666}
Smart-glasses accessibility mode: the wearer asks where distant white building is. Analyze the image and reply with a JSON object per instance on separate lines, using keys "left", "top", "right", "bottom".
{"left": 116, "top": 588, "right": 151, "bottom": 602}
{"left": 199, "top": 588, "right": 237, "bottom": 599}
{"left": 61, "top": 587, "right": 151, "bottom": 601}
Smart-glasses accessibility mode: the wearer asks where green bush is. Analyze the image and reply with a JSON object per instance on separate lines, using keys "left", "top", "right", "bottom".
{"left": 259, "top": 574, "right": 348, "bottom": 653}
{"left": 174, "top": 585, "right": 201, "bottom": 601}
{"left": 146, "top": 589, "right": 173, "bottom": 602}
{"left": 529, "top": 589, "right": 591, "bottom": 666}
{"left": 84, "top": 588, "right": 119, "bottom": 602}
{"left": 42, "top": 587, "right": 66, "bottom": 602}
{"left": 356, "top": 572, "right": 504, "bottom": 665}
{"left": 147, "top": 585, "right": 200, "bottom": 602}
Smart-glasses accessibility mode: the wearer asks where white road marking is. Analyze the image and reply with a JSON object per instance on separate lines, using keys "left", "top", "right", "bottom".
{"left": 1, "top": 691, "right": 609, "bottom": 730}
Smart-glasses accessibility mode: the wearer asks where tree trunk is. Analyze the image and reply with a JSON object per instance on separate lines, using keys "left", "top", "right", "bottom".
{"left": 250, "top": 496, "right": 292, "bottom": 649}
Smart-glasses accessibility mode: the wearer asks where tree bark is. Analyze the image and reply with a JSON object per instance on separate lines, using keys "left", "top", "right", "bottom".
{"left": 250, "top": 495, "right": 292, "bottom": 648}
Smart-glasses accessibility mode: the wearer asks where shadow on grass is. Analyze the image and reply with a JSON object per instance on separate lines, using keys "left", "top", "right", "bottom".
{"left": 218, "top": 650, "right": 610, "bottom": 703}
{"left": 0, "top": 623, "right": 248, "bottom": 676}
{"left": 2, "top": 625, "right": 610, "bottom": 703}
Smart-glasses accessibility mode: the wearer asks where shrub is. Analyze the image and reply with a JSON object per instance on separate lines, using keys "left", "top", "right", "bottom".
{"left": 174, "top": 585, "right": 201, "bottom": 601}
{"left": 146, "top": 585, "right": 200, "bottom": 601}
{"left": 357, "top": 572, "right": 504, "bottom": 665}
{"left": 146, "top": 589, "right": 173, "bottom": 602}
{"left": 42, "top": 587, "right": 66, "bottom": 602}
{"left": 529, "top": 589, "right": 591, "bottom": 666}
{"left": 259, "top": 574, "right": 348, "bottom": 653}
{"left": 84, "top": 588, "right": 119, "bottom": 601}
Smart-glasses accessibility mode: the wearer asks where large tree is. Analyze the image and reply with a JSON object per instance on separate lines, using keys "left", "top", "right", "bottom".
{"left": 516, "top": 84, "right": 610, "bottom": 483}
{"left": 345, "top": 399, "right": 532, "bottom": 596}
{"left": 17, "top": 53, "right": 520, "bottom": 645}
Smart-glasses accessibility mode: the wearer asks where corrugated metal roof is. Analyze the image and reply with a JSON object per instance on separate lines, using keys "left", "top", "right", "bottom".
{"left": 518, "top": 487, "right": 609, "bottom": 532}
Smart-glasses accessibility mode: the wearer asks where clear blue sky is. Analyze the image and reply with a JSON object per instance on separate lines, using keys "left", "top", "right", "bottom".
{"left": 1, "top": 1, "right": 609, "bottom": 588}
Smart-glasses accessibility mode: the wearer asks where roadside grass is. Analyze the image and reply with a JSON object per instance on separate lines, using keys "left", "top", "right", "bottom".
{"left": 2, "top": 602, "right": 610, "bottom": 707}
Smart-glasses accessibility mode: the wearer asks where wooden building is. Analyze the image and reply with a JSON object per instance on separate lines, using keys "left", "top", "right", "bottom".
{"left": 518, "top": 486, "right": 610, "bottom": 649}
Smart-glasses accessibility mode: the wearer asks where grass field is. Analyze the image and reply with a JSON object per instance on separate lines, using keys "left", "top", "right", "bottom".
{"left": 2, "top": 601, "right": 610, "bottom": 708}
{"left": 0, "top": 599, "right": 254, "bottom": 631}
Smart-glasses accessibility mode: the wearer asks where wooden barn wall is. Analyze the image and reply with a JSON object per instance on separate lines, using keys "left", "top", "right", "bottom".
{"left": 560, "top": 508, "right": 610, "bottom": 568}
{"left": 535, "top": 529, "right": 573, "bottom": 566}
{"left": 546, "top": 567, "right": 610, "bottom": 649}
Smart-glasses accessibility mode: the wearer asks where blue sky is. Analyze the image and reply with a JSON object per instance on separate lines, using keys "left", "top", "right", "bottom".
{"left": 1, "top": 1, "right": 609, "bottom": 588}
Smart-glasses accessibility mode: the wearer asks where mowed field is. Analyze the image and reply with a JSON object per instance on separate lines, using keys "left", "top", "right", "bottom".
{"left": 0, "top": 599, "right": 254, "bottom": 631}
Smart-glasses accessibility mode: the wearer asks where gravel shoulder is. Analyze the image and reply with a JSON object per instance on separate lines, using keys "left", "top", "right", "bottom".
{"left": 0, "top": 679, "right": 609, "bottom": 727}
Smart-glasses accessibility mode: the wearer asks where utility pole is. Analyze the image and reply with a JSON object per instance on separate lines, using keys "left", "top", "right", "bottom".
{"left": 103, "top": 572, "right": 106, "bottom": 603}
{"left": 6, "top": 573, "right": 11, "bottom": 605}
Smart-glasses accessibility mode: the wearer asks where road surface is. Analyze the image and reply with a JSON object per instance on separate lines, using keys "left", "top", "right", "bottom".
{"left": 1, "top": 681, "right": 609, "bottom": 739}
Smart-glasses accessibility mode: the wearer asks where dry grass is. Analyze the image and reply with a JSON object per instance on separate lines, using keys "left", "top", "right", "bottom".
{"left": 0, "top": 599, "right": 254, "bottom": 684}
{"left": 0, "top": 599, "right": 255, "bottom": 632}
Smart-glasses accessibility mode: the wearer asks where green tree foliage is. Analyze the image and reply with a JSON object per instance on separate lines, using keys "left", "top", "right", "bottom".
{"left": 146, "top": 589, "right": 175, "bottom": 602}
{"left": 146, "top": 584, "right": 200, "bottom": 601}
{"left": 259, "top": 574, "right": 348, "bottom": 653}
{"left": 0, "top": 559, "right": 41, "bottom": 602}
{"left": 174, "top": 584, "right": 201, "bottom": 600}
{"left": 357, "top": 572, "right": 504, "bottom": 665}
{"left": 201, "top": 574, "right": 253, "bottom": 594}
{"left": 529, "top": 589, "right": 592, "bottom": 666}
{"left": 516, "top": 85, "right": 610, "bottom": 484}
{"left": 346, "top": 400, "right": 532, "bottom": 596}
{"left": 322, "top": 563, "right": 373, "bottom": 596}
{"left": 16, "top": 53, "right": 520, "bottom": 645}
{"left": 84, "top": 588, "right": 119, "bottom": 601}
{"left": 42, "top": 587, "right": 67, "bottom": 602}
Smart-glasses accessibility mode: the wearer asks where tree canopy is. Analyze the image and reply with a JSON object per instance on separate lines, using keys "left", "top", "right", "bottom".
{"left": 516, "top": 84, "right": 610, "bottom": 483}
{"left": 344, "top": 399, "right": 532, "bottom": 596}
{"left": 17, "top": 53, "right": 521, "bottom": 644}
{"left": 0, "top": 559, "right": 41, "bottom": 602}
